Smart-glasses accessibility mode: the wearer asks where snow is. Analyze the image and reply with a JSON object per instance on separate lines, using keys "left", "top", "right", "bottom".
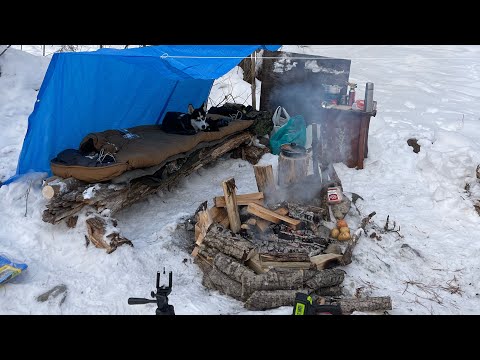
{"left": 2, "top": 45, "right": 480, "bottom": 314}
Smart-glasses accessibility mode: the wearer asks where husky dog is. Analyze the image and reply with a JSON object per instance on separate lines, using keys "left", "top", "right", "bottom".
{"left": 161, "top": 102, "right": 208, "bottom": 135}
{"left": 188, "top": 103, "right": 208, "bottom": 132}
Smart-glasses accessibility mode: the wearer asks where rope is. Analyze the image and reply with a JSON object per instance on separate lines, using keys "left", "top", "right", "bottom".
{"left": 97, "top": 148, "right": 116, "bottom": 164}
{"left": 158, "top": 54, "right": 480, "bottom": 60}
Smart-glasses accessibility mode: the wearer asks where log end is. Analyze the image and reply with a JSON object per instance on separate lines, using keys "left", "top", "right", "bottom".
{"left": 42, "top": 186, "right": 55, "bottom": 200}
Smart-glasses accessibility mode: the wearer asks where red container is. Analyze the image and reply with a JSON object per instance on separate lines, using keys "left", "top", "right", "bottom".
{"left": 348, "top": 89, "right": 355, "bottom": 106}
{"left": 327, "top": 187, "right": 343, "bottom": 204}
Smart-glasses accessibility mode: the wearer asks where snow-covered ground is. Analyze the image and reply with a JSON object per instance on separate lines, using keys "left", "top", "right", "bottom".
{"left": 1, "top": 45, "right": 480, "bottom": 315}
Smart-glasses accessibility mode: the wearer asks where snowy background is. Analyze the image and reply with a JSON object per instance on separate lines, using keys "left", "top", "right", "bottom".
{"left": 1, "top": 45, "right": 480, "bottom": 315}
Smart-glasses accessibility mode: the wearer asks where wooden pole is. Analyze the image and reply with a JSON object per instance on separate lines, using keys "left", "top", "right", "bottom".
{"left": 251, "top": 51, "right": 257, "bottom": 110}
{"left": 312, "top": 123, "right": 320, "bottom": 177}
{"left": 42, "top": 45, "right": 45, "bottom": 56}
{"left": 253, "top": 165, "right": 276, "bottom": 196}
{"left": 222, "top": 177, "right": 241, "bottom": 233}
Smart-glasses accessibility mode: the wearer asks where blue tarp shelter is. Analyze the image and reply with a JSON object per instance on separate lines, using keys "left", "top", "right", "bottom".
{"left": 7, "top": 45, "right": 280, "bottom": 184}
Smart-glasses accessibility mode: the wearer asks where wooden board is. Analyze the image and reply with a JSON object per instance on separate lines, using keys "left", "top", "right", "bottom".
{"left": 247, "top": 203, "right": 302, "bottom": 230}
{"left": 213, "top": 192, "right": 264, "bottom": 208}
{"left": 259, "top": 50, "right": 351, "bottom": 122}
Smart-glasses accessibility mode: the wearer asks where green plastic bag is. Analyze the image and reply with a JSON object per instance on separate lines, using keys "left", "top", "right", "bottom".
{"left": 269, "top": 115, "right": 307, "bottom": 155}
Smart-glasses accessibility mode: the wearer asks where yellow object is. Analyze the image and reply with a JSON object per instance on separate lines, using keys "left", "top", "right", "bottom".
{"left": 0, "top": 265, "right": 22, "bottom": 285}
{"left": 338, "top": 232, "right": 351, "bottom": 241}
{"left": 339, "top": 227, "right": 350, "bottom": 234}
{"left": 294, "top": 295, "right": 312, "bottom": 315}
{"left": 330, "top": 228, "right": 340, "bottom": 239}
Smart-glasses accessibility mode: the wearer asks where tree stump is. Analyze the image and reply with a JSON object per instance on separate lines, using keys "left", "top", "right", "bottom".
{"left": 278, "top": 152, "right": 309, "bottom": 187}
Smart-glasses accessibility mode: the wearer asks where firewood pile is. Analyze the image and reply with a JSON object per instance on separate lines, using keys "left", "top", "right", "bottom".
{"left": 39, "top": 131, "right": 256, "bottom": 253}
{"left": 191, "top": 165, "right": 392, "bottom": 313}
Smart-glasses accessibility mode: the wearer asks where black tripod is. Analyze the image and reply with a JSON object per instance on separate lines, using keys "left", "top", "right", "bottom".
{"left": 128, "top": 270, "right": 175, "bottom": 315}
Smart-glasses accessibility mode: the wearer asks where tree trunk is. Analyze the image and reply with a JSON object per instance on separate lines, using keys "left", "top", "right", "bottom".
{"left": 336, "top": 296, "right": 392, "bottom": 314}
{"left": 42, "top": 177, "right": 86, "bottom": 200}
{"left": 42, "top": 131, "right": 252, "bottom": 225}
{"left": 244, "top": 286, "right": 346, "bottom": 311}
{"left": 203, "top": 225, "right": 256, "bottom": 262}
{"left": 196, "top": 244, "right": 220, "bottom": 264}
{"left": 213, "top": 252, "right": 256, "bottom": 283}
{"left": 278, "top": 152, "right": 309, "bottom": 187}
{"left": 304, "top": 268, "right": 345, "bottom": 290}
{"left": 203, "top": 268, "right": 243, "bottom": 301}
{"left": 314, "top": 286, "right": 343, "bottom": 297}
{"left": 241, "top": 269, "right": 304, "bottom": 298}
{"left": 244, "top": 289, "right": 309, "bottom": 310}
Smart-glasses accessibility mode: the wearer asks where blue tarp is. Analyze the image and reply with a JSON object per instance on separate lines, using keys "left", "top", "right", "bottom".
{"left": 8, "top": 45, "right": 280, "bottom": 183}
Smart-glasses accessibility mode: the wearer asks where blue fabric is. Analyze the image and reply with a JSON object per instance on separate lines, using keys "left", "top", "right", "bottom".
{"left": 9, "top": 45, "right": 280, "bottom": 182}
{"left": 0, "top": 254, "right": 28, "bottom": 285}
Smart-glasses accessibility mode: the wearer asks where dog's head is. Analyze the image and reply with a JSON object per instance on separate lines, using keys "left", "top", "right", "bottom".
{"left": 188, "top": 102, "right": 208, "bottom": 131}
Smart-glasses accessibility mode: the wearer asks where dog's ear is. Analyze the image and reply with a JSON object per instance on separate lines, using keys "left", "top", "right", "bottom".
{"left": 188, "top": 104, "right": 195, "bottom": 114}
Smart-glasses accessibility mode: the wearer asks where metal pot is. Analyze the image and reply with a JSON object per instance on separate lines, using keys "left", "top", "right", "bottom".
{"left": 280, "top": 143, "right": 307, "bottom": 158}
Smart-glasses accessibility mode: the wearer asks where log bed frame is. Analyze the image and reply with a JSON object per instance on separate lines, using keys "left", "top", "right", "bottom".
{"left": 41, "top": 131, "right": 254, "bottom": 253}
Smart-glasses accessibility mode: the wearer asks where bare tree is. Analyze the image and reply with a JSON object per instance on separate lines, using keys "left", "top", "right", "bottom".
{"left": 57, "top": 45, "right": 80, "bottom": 53}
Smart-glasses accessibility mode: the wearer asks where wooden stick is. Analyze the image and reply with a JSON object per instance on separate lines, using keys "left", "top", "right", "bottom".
{"left": 340, "top": 211, "right": 376, "bottom": 266}
{"left": 261, "top": 261, "right": 313, "bottom": 270}
{"left": 260, "top": 253, "right": 310, "bottom": 263}
{"left": 195, "top": 210, "right": 213, "bottom": 246}
{"left": 213, "top": 192, "right": 264, "bottom": 208}
{"left": 253, "top": 165, "right": 276, "bottom": 196}
{"left": 222, "top": 178, "right": 241, "bottom": 233}
{"left": 311, "top": 123, "right": 320, "bottom": 177}
{"left": 247, "top": 203, "right": 302, "bottom": 230}
{"left": 253, "top": 208, "right": 288, "bottom": 232}
{"left": 251, "top": 51, "right": 257, "bottom": 110}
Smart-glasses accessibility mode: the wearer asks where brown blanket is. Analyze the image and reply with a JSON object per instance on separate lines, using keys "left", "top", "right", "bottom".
{"left": 51, "top": 120, "right": 253, "bottom": 183}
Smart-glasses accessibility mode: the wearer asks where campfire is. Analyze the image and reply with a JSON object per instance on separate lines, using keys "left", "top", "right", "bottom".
{"left": 190, "top": 161, "right": 391, "bottom": 314}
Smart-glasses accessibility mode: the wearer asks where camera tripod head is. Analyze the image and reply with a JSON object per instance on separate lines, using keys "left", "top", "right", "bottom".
{"left": 128, "top": 269, "right": 175, "bottom": 315}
